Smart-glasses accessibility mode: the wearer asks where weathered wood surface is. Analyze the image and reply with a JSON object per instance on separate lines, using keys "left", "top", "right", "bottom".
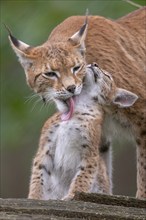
{"left": 0, "top": 193, "right": 146, "bottom": 220}
{"left": 74, "top": 192, "right": 146, "bottom": 208}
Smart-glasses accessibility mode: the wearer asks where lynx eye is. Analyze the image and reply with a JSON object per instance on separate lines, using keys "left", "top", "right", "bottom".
{"left": 104, "top": 71, "right": 112, "bottom": 80}
{"left": 89, "top": 65, "right": 99, "bottom": 82}
{"left": 72, "top": 65, "right": 81, "bottom": 74}
{"left": 93, "top": 72, "right": 98, "bottom": 83}
{"left": 42, "top": 71, "right": 58, "bottom": 79}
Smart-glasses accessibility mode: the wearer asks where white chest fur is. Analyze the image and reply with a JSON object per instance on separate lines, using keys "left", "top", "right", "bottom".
{"left": 55, "top": 120, "right": 83, "bottom": 172}
{"left": 43, "top": 102, "right": 101, "bottom": 199}
{"left": 43, "top": 117, "right": 88, "bottom": 199}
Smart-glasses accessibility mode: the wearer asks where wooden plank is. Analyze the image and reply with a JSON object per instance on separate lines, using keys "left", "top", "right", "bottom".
{"left": 0, "top": 195, "right": 146, "bottom": 220}
{"left": 74, "top": 192, "right": 146, "bottom": 208}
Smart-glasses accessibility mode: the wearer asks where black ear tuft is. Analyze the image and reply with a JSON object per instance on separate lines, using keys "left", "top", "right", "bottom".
{"left": 4, "top": 23, "right": 20, "bottom": 47}
{"left": 79, "top": 23, "right": 87, "bottom": 37}
{"left": 85, "top": 8, "right": 89, "bottom": 23}
{"left": 79, "top": 9, "right": 88, "bottom": 37}
{"left": 9, "top": 34, "right": 20, "bottom": 47}
{"left": 3, "top": 23, "right": 12, "bottom": 35}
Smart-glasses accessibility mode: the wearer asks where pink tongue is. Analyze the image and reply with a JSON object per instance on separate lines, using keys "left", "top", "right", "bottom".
{"left": 61, "top": 97, "right": 75, "bottom": 121}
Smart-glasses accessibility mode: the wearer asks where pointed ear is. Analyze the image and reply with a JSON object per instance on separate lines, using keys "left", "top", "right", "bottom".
{"left": 68, "top": 17, "right": 88, "bottom": 53}
{"left": 6, "top": 25, "right": 34, "bottom": 69}
{"left": 113, "top": 88, "right": 138, "bottom": 108}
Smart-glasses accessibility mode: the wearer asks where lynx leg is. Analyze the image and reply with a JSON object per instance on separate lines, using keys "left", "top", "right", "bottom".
{"left": 99, "top": 138, "right": 112, "bottom": 194}
{"left": 62, "top": 155, "right": 99, "bottom": 200}
{"left": 28, "top": 156, "right": 44, "bottom": 199}
{"left": 136, "top": 137, "right": 146, "bottom": 199}
{"left": 96, "top": 157, "right": 112, "bottom": 194}
{"left": 28, "top": 143, "right": 54, "bottom": 200}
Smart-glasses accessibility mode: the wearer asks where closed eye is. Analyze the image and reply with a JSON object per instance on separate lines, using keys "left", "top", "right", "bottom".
{"left": 104, "top": 72, "right": 112, "bottom": 80}
{"left": 42, "top": 71, "right": 58, "bottom": 79}
{"left": 94, "top": 65, "right": 112, "bottom": 80}
{"left": 99, "top": 68, "right": 113, "bottom": 81}
{"left": 89, "top": 65, "right": 99, "bottom": 82}
{"left": 94, "top": 72, "right": 98, "bottom": 82}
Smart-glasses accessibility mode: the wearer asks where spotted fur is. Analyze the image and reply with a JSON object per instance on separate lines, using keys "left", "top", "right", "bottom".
{"left": 28, "top": 64, "right": 137, "bottom": 200}
{"left": 28, "top": 65, "right": 111, "bottom": 200}
{"left": 8, "top": 7, "right": 146, "bottom": 199}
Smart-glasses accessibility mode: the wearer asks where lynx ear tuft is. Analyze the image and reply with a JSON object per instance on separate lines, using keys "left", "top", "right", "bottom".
{"left": 68, "top": 15, "right": 88, "bottom": 53}
{"left": 8, "top": 34, "right": 30, "bottom": 53}
{"left": 4, "top": 24, "right": 20, "bottom": 48}
{"left": 113, "top": 88, "right": 138, "bottom": 108}
{"left": 5, "top": 24, "right": 34, "bottom": 69}
{"left": 4, "top": 24, "right": 31, "bottom": 53}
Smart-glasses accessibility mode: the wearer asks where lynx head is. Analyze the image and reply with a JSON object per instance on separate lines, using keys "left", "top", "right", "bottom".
{"left": 7, "top": 20, "right": 88, "bottom": 116}
{"left": 86, "top": 63, "right": 138, "bottom": 108}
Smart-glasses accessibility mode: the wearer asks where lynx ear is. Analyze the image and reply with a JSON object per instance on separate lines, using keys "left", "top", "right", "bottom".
{"left": 68, "top": 17, "right": 88, "bottom": 53}
{"left": 6, "top": 25, "right": 34, "bottom": 69}
{"left": 113, "top": 88, "right": 138, "bottom": 108}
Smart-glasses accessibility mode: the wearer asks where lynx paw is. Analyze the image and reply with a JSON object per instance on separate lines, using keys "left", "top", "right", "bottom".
{"left": 62, "top": 193, "right": 75, "bottom": 201}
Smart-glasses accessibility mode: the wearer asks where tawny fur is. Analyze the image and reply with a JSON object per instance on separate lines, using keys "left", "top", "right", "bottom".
{"left": 9, "top": 7, "right": 146, "bottom": 199}
{"left": 48, "top": 7, "right": 146, "bottom": 199}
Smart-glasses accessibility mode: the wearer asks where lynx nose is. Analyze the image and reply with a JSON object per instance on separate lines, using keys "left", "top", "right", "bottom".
{"left": 67, "top": 85, "right": 76, "bottom": 93}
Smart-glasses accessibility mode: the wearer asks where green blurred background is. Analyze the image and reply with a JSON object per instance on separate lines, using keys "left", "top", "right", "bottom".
{"left": 1, "top": 0, "right": 145, "bottom": 198}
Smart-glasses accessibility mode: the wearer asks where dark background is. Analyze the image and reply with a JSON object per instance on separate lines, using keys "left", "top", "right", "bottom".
{"left": 1, "top": 0, "right": 145, "bottom": 198}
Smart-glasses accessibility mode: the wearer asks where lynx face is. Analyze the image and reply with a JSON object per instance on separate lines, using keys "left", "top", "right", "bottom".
{"left": 86, "top": 63, "right": 138, "bottom": 108}
{"left": 7, "top": 21, "right": 87, "bottom": 114}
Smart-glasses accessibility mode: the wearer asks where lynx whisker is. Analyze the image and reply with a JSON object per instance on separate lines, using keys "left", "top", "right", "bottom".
{"left": 30, "top": 98, "right": 42, "bottom": 112}
{"left": 24, "top": 93, "right": 39, "bottom": 104}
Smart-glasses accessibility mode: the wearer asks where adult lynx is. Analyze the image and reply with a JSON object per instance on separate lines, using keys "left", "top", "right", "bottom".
{"left": 8, "top": 7, "right": 146, "bottom": 199}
